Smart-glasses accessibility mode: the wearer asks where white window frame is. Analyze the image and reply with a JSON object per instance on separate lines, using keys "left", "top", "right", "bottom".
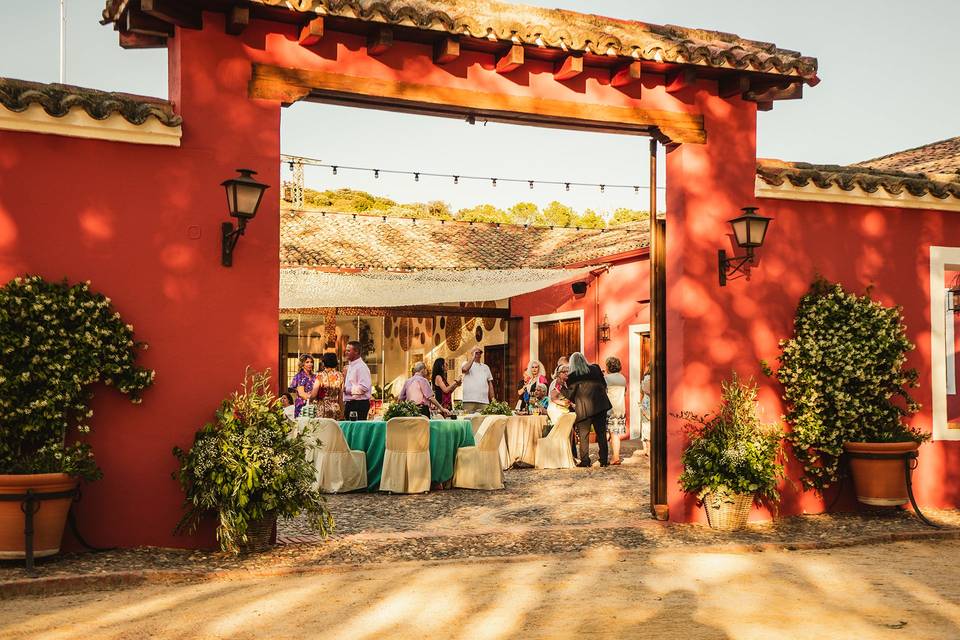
{"left": 929, "top": 247, "right": 960, "bottom": 440}
{"left": 528, "top": 310, "right": 585, "bottom": 366}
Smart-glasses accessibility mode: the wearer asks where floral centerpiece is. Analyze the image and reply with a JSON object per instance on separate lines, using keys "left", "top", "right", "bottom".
{"left": 479, "top": 400, "right": 513, "bottom": 416}
{"left": 173, "top": 369, "right": 333, "bottom": 554}
{"left": 383, "top": 400, "right": 423, "bottom": 421}
{"left": 676, "top": 374, "right": 784, "bottom": 530}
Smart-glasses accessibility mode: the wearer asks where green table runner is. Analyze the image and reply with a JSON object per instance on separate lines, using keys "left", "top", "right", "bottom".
{"left": 339, "top": 419, "right": 475, "bottom": 491}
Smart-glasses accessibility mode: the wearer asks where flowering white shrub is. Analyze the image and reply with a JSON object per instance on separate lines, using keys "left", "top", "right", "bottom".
{"left": 0, "top": 276, "right": 154, "bottom": 480}
{"left": 764, "top": 278, "right": 926, "bottom": 492}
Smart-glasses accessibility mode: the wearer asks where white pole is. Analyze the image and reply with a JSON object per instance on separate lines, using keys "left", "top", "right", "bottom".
{"left": 59, "top": 0, "right": 66, "bottom": 83}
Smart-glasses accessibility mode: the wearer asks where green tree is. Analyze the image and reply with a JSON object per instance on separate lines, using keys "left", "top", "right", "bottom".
{"left": 574, "top": 209, "right": 606, "bottom": 229}
{"left": 455, "top": 204, "right": 511, "bottom": 224}
{"left": 508, "top": 202, "right": 539, "bottom": 225}
{"left": 610, "top": 208, "right": 649, "bottom": 225}
{"left": 534, "top": 201, "right": 576, "bottom": 227}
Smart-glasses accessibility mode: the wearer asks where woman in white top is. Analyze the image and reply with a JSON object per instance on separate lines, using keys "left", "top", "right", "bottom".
{"left": 547, "top": 364, "right": 573, "bottom": 425}
{"left": 603, "top": 356, "right": 627, "bottom": 465}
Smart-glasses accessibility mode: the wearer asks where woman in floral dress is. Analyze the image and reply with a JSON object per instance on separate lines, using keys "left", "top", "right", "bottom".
{"left": 290, "top": 354, "right": 317, "bottom": 418}
{"left": 316, "top": 352, "right": 344, "bottom": 420}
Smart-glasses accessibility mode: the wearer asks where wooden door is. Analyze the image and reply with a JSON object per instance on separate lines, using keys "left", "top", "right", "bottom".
{"left": 537, "top": 318, "right": 581, "bottom": 373}
{"left": 485, "top": 344, "right": 508, "bottom": 402}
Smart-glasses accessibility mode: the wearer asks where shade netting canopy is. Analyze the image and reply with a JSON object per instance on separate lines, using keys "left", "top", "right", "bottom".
{"left": 279, "top": 266, "right": 598, "bottom": 308}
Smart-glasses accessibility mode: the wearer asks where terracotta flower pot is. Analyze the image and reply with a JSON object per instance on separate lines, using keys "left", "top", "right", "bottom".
{"left": 844, "top": 441, "right": 919, "bottom": 506}
{"left": 0, "top": 473, "right": 77, "bottom": 559}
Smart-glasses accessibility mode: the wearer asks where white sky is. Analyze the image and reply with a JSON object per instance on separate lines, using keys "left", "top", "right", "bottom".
{"left": 2, "top": 1, "right": 958, "bottom": 214}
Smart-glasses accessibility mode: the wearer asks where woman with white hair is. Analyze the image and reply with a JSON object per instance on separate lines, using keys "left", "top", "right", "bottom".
{"left": 564, "top": 352, "right": 612, "bottom": 467}
{"left": 516, "top": 359, "right": 548, "bottom": 412}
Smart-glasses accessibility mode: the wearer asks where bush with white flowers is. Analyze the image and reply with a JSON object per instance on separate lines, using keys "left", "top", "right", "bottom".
{"left": 764, "top": 278, "right": 926, "bottom": 492}
{"left": 0, "top": 276, "right": 154, "bottom": 480}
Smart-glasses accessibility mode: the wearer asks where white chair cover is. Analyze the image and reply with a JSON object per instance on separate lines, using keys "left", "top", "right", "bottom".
{"left": 546, "top": 401, "right": 569, "bottom": 426}
{"left": 308, "top": 419, "right": 367, "bottom": 493}
{"left": 535, "top": 413, "right": 577, "bottom": 469}
{"left": 471, "top": 413, "right": 511, "bottom": 470}
{"left": 468, "top": 414, "right": 486, "bottom": 438}
{"left": 380, "top": 417, "right": 431, "bottom": 494}
{"left": 453, "top": 415, "right": 508, "bottom": 490}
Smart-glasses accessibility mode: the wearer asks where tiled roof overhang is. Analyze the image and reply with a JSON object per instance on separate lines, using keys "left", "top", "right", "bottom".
{"left": 0, "top": 77, "right": 181, "bottom": 128}
{"left": 854, "top": 136, "right": 960, "bottom": 176}
{"left": 756, "top": 159, "right": 960, "bottom": 201}
{"left": 102, "top": 0, "right": 817, "bottom": 85}
{"left": 281, "top": 210, "right": 648, "bottom": 270}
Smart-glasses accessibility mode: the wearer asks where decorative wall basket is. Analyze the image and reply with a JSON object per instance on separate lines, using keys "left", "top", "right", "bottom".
{"left": 434, "top": 332, "right": 441, "bottom": 346}
{"left": 499, "top": 319, "right": 507, "bottom": 331}
{"left": 425, "top": 318, "right": 434, "bottom": 334}
{"left": 482, "top": 302, "right": 496, "bottom": 331}
{"left": 384, "top": 317, "right": 393, "bottom": 337}
{"left": 399, "top": 318, "right": 411, "bottom": 351}
{"left": 475, "top": 326, "right": 483, "bottom": 342}
{"left": 446, "top": 316, "right": 462, "bottom": 351}
{"left": 324, "top": 309, "right": 337, "bottom": 347}
{"left": 439, "top": 316, "right": 446, "bottom": 330}
{"left": 419, "top": 333, "right": 426, "bottom": 346}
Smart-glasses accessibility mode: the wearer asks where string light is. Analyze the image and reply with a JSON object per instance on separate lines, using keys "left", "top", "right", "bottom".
{"left": 284, "top": 156, "right": 665, "bottom": 192}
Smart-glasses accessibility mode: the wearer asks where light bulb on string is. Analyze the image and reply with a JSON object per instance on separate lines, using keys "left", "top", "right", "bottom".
{"left": 634, "top": 186, "right": 640, "bottom": 194}
{"left": 332, "top": 166, "right": 338, "bottom": 175}
{"left": 454, "top": 176, "right": 459, "bottom": 185}
{"left": 600, "top": 184, "right": 605, "bottom": 193}
{"left": 528, "top": 180, "right": 534, "bottom": 189}
{"left": 374, "top": 169, "right": 380, "bottom": 179}
{"left": 565, "top": 183, "right": 570, "bottom": 191}
{"left": 491, "top": 178, "right": 497, "bottom": 187}
{"left": 414, "top": 172, "right": 420, "bottom": 182}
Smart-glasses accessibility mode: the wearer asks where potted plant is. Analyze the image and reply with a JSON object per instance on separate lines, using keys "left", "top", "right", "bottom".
{"left": 0, "top": 276, "right": 154, "bottom": 558}
{"left": 173, "top": 369, "right": 334, "bottom": 553}
{"left": 676, "top": 374, "right": 784, "bottom": 531}
{"left": 766, "top": 278, "right": 928, "bottom": 504}
{"left": 479, "top": 401, "right": 513, "bottom": 416}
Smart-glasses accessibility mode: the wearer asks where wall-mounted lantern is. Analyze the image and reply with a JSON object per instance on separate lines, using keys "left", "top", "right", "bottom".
{"left": 598, "top": 314, "right": 611, "bottom": 342}
{"left": 718, "top": 206, "right": 773, "bottom": 286}
{"left": 949, "top": 274, "right": 960, "bottom": 313}
{"left": 221, "top": 169, "right": 269, "bottom": 267}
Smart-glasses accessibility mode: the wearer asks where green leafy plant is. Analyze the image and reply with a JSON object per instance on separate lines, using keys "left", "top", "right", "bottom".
{"left": 765, "top": 278, "right": 927, "bottom": 492}
{"left": 173, "top": 369, "right": 333, "bottom": 553}
{"left": 0, "top": 275, "right": 154, "bottom": 480}
{"left": 382, "top": 400, "right": 423, "bottom": 421}
{"left": 676, "top": 374, "right": 785, "bottom": 506}
{"left": 372, "top": 384, "right": 395, "bottom": 402}
{"left": 479, "top": 400, "right": 513, "bottom": 416}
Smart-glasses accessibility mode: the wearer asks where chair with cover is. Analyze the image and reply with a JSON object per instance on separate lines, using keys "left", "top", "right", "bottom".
{"left": 453, "top": 415, "right": 508, "bottom": 490}
{"left": 535, "top": 413, "right": 577, "bottom": 469}
{"left": 380, "top": 416, "right": 431, "bottom": 494}
{"left": 307, "top": 418, "right": 368, "bottom": 493}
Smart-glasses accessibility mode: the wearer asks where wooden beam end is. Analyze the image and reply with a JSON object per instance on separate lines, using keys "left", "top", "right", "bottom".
{"left": 433, "top": 37, "right": 460, "bottom": 64}
{"left": 611, "top": 61, "right": 642, "bottom": 88}
{"left": 553, "top": 55, "right": 583, "bottom": 81}
{"left": 225, "top": 6, "right": 249, "bottom": 36}
{"left": 299, "top": 16, "right": 324, "bottom": 46}
{"left": 495, "top": 44, "right": 524, "bottom": 74}
{"left": 367, "top": 26, "right": 393, "bottom": 56}
{"left": 665, "top": 67, "right": 696, "bottom": 94}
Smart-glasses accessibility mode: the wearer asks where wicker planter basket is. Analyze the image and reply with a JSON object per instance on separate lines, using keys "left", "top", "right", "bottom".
{"left": 240, "top": 513, "right": 276, "bottom": 553}
{"left": 703, "top": 492, "right": 753, "bottom": 531}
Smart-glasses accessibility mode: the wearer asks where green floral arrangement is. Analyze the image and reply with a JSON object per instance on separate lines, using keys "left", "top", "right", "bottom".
{"left": 479, "top": 400, "right": 513, "bottom": 416}
{"left": 173, "top": 369, "right": 333, "bottom": 553}
{"left": 763, "top": 278, "right": 927, "bottom": 492}
{"left": 383, "top": 400, "right": 423, "bottom": 421}
{"left": 676, "top": 374, "right": 785, "bottom": 506}
{"left": 372, "top": 384, "right": 395, "bottom": 402}
{"left": 0, "top": 275, "right": 154, "bottom": 480}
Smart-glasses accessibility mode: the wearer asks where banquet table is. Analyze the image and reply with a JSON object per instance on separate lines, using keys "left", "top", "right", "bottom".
{"left": 503, "top": 414, "right": 548, "bottom": 467}
{"left": 338, "top": 419, "right": 475, "bottom": 491}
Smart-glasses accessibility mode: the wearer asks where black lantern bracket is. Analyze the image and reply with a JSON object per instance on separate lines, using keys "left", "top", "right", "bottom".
{"left": 220, "top": 168, "right": 269, "bottom": 267}
{"left": 718, "top": 206, "right": 772, "bottom": 287}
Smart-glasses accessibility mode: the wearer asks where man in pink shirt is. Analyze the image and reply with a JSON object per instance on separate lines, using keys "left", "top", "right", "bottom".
{"left": 343, "top": 340, "right": 372, "bottom": 420}
{"left": 399, "top": 362, "right": 450, "bottom": 417}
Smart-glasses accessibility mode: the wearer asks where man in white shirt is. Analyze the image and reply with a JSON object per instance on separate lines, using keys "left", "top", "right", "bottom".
{"left": 460, "top": 346, "right": 495, "bottom": 413}
{"left": 343, "top": 340, "right": 372, "bottom": 420}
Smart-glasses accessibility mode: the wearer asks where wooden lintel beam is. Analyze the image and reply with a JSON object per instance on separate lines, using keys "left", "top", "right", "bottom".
{"left": 225, "top": 5, "right": 248, "bottom": 36}
{"left": 718, "top": 75, "right": 750, "bottom": 98}
{"left": 553, "top": 55, "right": 583, "bottom": 81}
{"left": 298, "top": 17, "right": 324, "bottom": 45}
{"left": 124, "top": 8, "right": 173, "bottom": 37}
{"left": 611, "top": 61, "right": 642, "bottom": 88}
{"left": 249, "top": 64, "right": 706, "bottom": 144}
{"left": 119, "top": 30, "right": 167, "bottom": 49}
{"left": 495, "top": 44, "right": 524, "bottom": 74}
{"left": 665, "top": 68, "right": 696, "bottom": 93}
{"left": 745, "top": 82, "right": 803, "bottom": 102}
{"left": 367, "top": 26, "right": 393, "bottom": 56}
{"left": 140, "top": 0, "right": 202, "bottom": 30}
{"left": 433, "top": 37, "right": 460, "bottom": 64}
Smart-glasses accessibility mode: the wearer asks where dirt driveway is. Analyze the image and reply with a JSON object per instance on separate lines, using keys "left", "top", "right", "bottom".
{"left": 3, "top": 539, "right": 958, "bottom": 640}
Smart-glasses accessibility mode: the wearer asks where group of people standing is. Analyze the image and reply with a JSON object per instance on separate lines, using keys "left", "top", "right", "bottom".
{"left": 284, "top": 340, "right": 373, "bottom": 421}
{"left": 401, "top": 346, "right": 497, "bottom": 416}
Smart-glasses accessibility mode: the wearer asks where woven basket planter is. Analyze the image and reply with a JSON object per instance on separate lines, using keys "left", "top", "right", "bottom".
{"left": 240, "top": 513, "right": 276, "bottom": 553}
{"left": 703, "top": 492, "right": 753, "bottom": 531}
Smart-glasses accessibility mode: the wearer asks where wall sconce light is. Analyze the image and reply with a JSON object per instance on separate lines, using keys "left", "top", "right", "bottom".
{"left": 599, "top": 314, "right": 611, "bottom": 342}
{"left": 718, "top": 206, "right": 773, "bottom": 286}
{"left": 572, "top": 281, "right": 588, "bottom": 298}
{"left": 948, "top": 274, "right": 960, "bottom": 313}
{"left": 221, "top": 168, "right": 269, "bottom": 267}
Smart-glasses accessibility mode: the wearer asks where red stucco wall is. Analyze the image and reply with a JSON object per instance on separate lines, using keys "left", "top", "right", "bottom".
{"left": 510, "top": 255, "right": 651, "bottom": 427}
{"left": 0, "top": 14, "right": 280, "bottom": 548}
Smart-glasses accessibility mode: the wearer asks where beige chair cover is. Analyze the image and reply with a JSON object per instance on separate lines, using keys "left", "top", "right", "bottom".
{"left": 535, "top": 413, "right": 577, "bottom": 469}
{"left": 308, "top": 418, "right": 367, "bottom": 493}
{"left": 468, "top": 414, "right": 486, "bottom": 438}
{"left": 380, "top": 416, "right": 431, "bottom": 494}
{"left": 453, "top": 415, "right": 508, "bottom": 490}
{"left": 471, "top": 413, "right": 511, "bottom": 470}
{"left": 546, "top": 401, "right": 569, "bottom": 426}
